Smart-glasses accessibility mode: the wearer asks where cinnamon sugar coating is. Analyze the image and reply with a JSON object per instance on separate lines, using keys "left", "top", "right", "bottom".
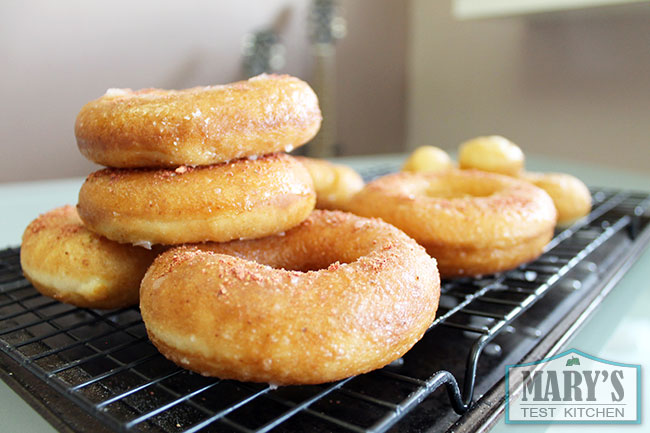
{"left": 75, "top": 74, "right": 321, "bottom": 167}
{"left": 348, "top": 169, "right": 557, "bottom": 277}
{"left": 77, "top": 153, "right": 316, "bottom": 245}
{"left": 140, "top": 210, "right": 440, "bottom": 385}
{"left": 20, "top": 206, "right": 160, "bottom": 309}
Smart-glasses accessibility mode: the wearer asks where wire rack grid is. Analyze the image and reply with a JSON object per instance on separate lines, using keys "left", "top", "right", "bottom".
{"left": 0, "top": 187, "right": 649, "bottom": 433}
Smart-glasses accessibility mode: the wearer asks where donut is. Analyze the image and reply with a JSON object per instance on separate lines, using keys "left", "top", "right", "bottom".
{"left": 402, "top": 146, "right": 454, "bottom": 173}
{"left": 20, "top": 206, "right": 160, "bottom": 309}
{"left": 75, "top": 74, "right": 322, "bottom": 168}
{"left": 520, "top": 171, "right": 591, "bottom": 226}
{"left": 347, "top": 170, "right": 557, "bottom": 277}
{"left": 295, "top": 156, "right": 364, "bottom": 210}
{"left": 458, "top": 135, "right": 524, "bottom": 176}
{"left": 140, "top": 210, "right": 440, "bottom": 385}
{"left": 77, "top": 153, "right": 316, "bottom": 246}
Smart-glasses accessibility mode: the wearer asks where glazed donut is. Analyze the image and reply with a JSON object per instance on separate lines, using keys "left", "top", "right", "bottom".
{"left": 520, "top": 171, "right": 591, "bottom": 226}
{"left": 75, "top": 74, "right": 322, "bottom": 168}
{"left": 77, "top": 153, "right": 316, "bottom": 246}
{"left": 140, "top": 210, "right": 440, "bottom": 385}
{"left": 295, "top": 157, "right": 364, "bottom": 210}
{"left": 347, "top": 170, "right": 557, "bottom": 277}
{"left": 458, "top": 135, "right": 524, "bottom": 176}
{"left": 20, "top": 206, "right": 159, "bottom": 309}
{"left": 402, "top": 146, "right": 454, "bottom": 173}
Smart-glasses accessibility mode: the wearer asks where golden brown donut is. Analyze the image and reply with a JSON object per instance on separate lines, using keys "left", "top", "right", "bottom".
{"left": 20, "top": 206, "right": 159, "bottom": 309}
{"left": 402, "top": 146, "right": 454, "bottom": 173}
{"left": 458, "top": 135, "right": 525, "bottom": 176}
{"left": 520, "top": 171, "right": 591, "bottom": 226}
{"left": 75, "top": 74, "right": 322, "bottom": 168}
{"left": 295, "top": 156, "right": 364, "bottom": 210}
{"left": 140, "top": 210, "right": 440, "bottom": 385}
{"left": 77, "top": 153, "right": 316, "bottom": 246}
{"left": 347, "top": 169, "right": 557, "bottom": 277}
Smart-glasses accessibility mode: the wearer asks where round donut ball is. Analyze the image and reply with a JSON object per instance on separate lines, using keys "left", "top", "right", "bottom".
{"left": 75, "top": 74, "right": 322, "bottom": 168}
{"left": 347, "top": 169, "right": 557, "bottom": 277}
{"left": 458, "top": 135, "right": 524, "bottom": 176}
{"left": 77, "top": 153, "right": 316, "bottom": 246}
{"left": 402, "top": 146, "right": 453, "bottom": 173}
{"left": 20, "top": 206, "right": 160, "bottom": 309}
{"left": 295, "top": 157, "right": 364, "bottom": 210}
{"left": 521, "top": 171, "right": 591, "bottom": 226}
{"left": 140, "top": 210, "right": 440, "bottom": 385}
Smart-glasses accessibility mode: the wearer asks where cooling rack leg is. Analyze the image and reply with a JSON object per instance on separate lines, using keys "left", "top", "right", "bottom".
{"left": 627, "top": 213, "right": 641, "bottom": 240}
{"left": 461, "top": 333, "right": 490, "bottom": 409}
{"left": 440, "top": 371, "right": 469, "bottom": 415}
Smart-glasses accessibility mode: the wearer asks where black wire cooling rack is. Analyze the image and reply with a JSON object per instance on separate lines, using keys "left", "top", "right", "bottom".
{"left": 1, "top": 187, "right": 649, "bottom": 433}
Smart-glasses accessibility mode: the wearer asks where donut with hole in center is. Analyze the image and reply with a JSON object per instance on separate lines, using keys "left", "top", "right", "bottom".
{"left": 139, "top": 210, "right": 440, "bottom": 385}
{"left": 75, "top": 74, "right": 322, "bottom": 167}
{"left": 77, "top": 153, "right": 316, "bottom": 246}
{"left": 347, "top": 169, "right": 557, "bottom": 277}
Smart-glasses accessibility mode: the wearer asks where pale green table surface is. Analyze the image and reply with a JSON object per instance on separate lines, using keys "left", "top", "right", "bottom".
{"left": 0, "top": 154, "right": 648, "bottom": 432}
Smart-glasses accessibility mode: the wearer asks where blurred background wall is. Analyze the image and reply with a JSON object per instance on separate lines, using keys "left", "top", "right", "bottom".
{"left": 407, "top": 0, "right": 650, "bottom": 173}
{"left": 0, "top": 0, "right": 648, "bottom": 182}
{"left": 0, "top": 0, "right": 407, "bottom": 182}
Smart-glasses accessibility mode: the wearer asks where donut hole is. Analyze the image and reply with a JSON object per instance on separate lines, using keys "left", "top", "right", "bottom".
{"left": 276, "top": 251, "right": 358, "bottom": 273}
{"left": 234, "top": 239, "right": 366, "bottom": 273}
{"left": 204, "top": 219, "right": 380, "bottom": 273}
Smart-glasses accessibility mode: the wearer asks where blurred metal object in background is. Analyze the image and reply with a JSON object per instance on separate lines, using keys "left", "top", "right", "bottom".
{"left": 307, "top": 0, "right": 346, "bottom": 158}
{"left": 242, "top": 8, "right": 292, "bottom": 78}
{"left": 242, "top": 30, "right": 286, "bottom": 77}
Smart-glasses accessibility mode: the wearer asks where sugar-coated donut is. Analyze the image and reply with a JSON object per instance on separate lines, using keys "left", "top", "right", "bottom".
{"left": 77, "top": 153, "right": 316, "bottom": 246}
{"left": 348, "top": 170, "right": 557, "bottom": 277}
{"left": 75, "top": 74, "right": 322, "bottom": 168}
{"left": 520, "top": 171, "right": 591, "bottom": 226}
{"left": 295, "top": 157, "right": 364, "bottom": 210}
{"left": 20, "top": 206, "right": 159, "bottom": 309}
{"left": 402, "top": 146, "right": 454, "bottom": 173}
{"left": 140, "top": 210, "right": 440, "bottom": 385}
{"left": 459, "top": 135, "right": 524, "bottom": 176}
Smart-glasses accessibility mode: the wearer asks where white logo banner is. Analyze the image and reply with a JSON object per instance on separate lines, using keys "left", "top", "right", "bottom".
{"left": 506, "top": 349, "right": 640, "bottom": 424}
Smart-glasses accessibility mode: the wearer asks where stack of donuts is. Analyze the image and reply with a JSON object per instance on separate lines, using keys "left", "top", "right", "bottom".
{"left": 20, "top": 74, "right": 441, "bottom": 385}
{"left": 21, "top": 74, "right": 321, "bottom": 308}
